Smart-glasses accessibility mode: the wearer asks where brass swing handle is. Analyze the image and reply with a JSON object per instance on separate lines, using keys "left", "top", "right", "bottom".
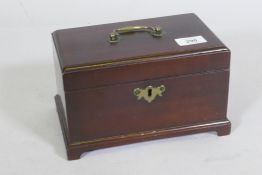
{"left": 108, "top": 26, "right": 163, "bottom": 43}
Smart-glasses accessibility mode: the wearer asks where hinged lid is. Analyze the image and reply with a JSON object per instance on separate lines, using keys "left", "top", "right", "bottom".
{"left": 52, "top": 13, "right": 229, "bottom": 73}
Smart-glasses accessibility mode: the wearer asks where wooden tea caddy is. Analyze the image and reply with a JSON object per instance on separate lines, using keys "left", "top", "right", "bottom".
{"left": 53, "top": 13, "right": 231, "bottom": 160}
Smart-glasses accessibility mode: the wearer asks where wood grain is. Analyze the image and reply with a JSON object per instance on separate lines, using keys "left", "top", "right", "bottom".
{"left": 53, "top": 13, "right": 231, "bottom": 160}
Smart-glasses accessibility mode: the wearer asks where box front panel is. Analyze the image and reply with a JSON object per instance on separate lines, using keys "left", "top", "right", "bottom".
{"left": 65, "top": 70, "right": 229, "bottom": 143}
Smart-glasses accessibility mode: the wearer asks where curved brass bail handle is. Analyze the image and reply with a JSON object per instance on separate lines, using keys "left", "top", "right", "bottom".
{"left": 108, "top": 26, "right": 163, "bottom": 43}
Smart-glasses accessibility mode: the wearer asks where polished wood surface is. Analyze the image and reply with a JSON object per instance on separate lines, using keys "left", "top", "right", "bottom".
{"left": 55, "top": 95, "right": 231, "bottom": 160}
{"left": 52, "top": 13, "right": 227, "bottom": 71}
{"left": 53, "top": 13, "right": 231, "bottom": 160}
{"left": 63, "top": 51, "right": 229, "bottom": 91}
{"left": 66, "top": 70, "right": 229, "bottom": 143}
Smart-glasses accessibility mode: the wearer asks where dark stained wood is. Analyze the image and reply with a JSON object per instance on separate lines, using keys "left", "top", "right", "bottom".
{"left": 55, "top": 95, "right": 231, "bottom": 160}
{"left": 63, "top": 51, "right": 230, "bottom": 91}
{"left": 53, "top": 13, "right": 231, "bottom": 160}
{"left": 52, "top": 13, "right": 227, "bottom": 71}
{"left": 66, "top": 70, "right": 229, "bottom": 143}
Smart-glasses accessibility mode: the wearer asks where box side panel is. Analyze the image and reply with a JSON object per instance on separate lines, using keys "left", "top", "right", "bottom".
{"left": 63, "top": 50, "right": 230, "bottom": 91}
{"left": 53, "top": 46, "right": 68, "bottom": 129}
{"left": 66, "top": 69, "right": 230, "bottom": 143}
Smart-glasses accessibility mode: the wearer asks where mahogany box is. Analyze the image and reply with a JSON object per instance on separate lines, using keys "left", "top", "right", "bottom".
{"left": 52, "top": 13, "right": 231, "bottom": 160}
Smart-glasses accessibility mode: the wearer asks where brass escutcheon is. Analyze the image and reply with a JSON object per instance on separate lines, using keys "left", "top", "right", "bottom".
{"left": 133, "top": 85, "right": 166, "bottom": 103}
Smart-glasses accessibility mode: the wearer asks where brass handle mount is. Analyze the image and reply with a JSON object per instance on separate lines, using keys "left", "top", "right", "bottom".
{"left": 109, "top": 26, "right": 163, "bottom": 43}
{"left": 133, "top": 85, "right": 166, "bottom": 103}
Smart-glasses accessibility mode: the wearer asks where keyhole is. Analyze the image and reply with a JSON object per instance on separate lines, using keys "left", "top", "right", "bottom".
{"left": 148, "top": 88, "right": 152, "bottom": 97}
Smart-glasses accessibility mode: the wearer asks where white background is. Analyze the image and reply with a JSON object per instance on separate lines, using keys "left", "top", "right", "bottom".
{"left": 0, "top": 0, "right": 262, "bottom": 174}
